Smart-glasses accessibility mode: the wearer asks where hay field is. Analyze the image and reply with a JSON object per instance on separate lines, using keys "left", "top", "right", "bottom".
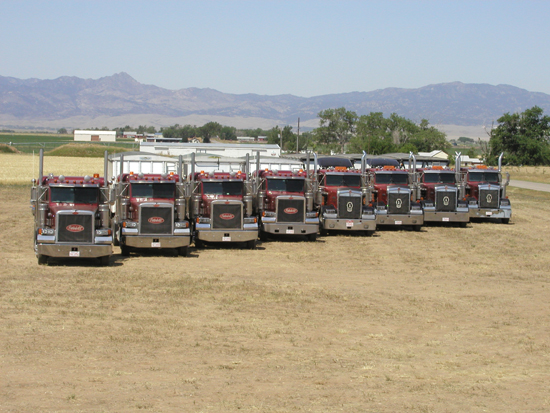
{"left": 2, "top": 173, "right": 550, "bottom": 412}
{"left": 0, "top": 153, "right": 105, "bottom": 185}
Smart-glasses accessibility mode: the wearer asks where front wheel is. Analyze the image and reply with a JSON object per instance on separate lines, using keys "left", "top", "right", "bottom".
{"left": 246, "top": 239, "right": 257, "bottom": 250}
{"left": 307, "top": 233, "right": 317, "bottom": 242}
{"left": 37, "top": 254, "right": 48, "bottom": 265}
{"left": 98, "top": 256, "right": 110, "bottom": 266}
{"left": 412, "top": 225, "right": 422, "bottom": 232}
{"left": 120, "top": 245, "right": 130, "bottom": 256}
{"left": 178, "top": 246, "right": 189, "bottom": 257}
{"left": 502, "top": 218, "right": 510, "bottom": 224}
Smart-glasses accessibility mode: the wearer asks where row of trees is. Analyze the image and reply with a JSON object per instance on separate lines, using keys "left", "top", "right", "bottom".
{"left": 67, "top": 105, "right": 550, "bottom": 165}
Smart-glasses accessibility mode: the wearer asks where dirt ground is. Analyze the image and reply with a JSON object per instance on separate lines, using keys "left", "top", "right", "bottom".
{"left": 1, "top": 184, "right": 549, "bottom": 413}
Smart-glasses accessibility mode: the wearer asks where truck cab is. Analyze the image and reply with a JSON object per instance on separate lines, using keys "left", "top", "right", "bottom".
{"left": 417, "top": 154, "right": 469, "bottom": 226}
{"left": 255, "top": 168, "right": 319, "bottom": 241}
{"left": 31, "top": 150, "right": 112, "bottom": 265}
{"left": 315, "top": 155, "right": 375, "bottom": 236}
{"left": 190, "top": 169, "right": 258, "bottom": 249}
{"left": 369, "top": 166, "right": 423, "bottom": 230}
{"left": 462, "top": 154, "right": 511, "bottom": 223}
{"left": 113, "top": 171, "right": 191, "bottom": 256}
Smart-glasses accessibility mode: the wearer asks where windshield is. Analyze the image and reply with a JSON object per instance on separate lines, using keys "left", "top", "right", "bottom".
{"left": 325, "top": 174, "right": 361, "bottom": 187}
{"left": 374, "top": 173, "right": 408, "bottom": 185}
{"left": 424, "top": 172, "right": 456, "bottom": 184}
{"left": 50, "top": 187, "right": 99, "bottom": 204}
{"left": 469, "top": 172, "right": 500, "bottom": 183}
{"left": 266, "top": 178, "right": 305, "bottom": 193}
{"left": 131, "top": 183, "right": 176, "bottom": 199}
{"left": 202, "top": 181, "right": 244, "bottom": 196}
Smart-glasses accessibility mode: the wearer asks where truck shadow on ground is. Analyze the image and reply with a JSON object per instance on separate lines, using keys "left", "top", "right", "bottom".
{"left": 44, "top": 257, "right": 124, "bottom": 267}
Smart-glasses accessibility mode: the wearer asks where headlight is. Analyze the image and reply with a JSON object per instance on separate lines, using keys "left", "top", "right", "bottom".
{"left": 38, "top": 228, "right": 55, "bottom": 235}
{"left": 500, "top": 198, "right": 510, "bottom": 206}
{"left": 175, "top": 221, "right": 189, "bottom": 228}
{"left": 263, "top": 211, "right": 276, "bottom": 217}
{"left": 197, "top": 217, "right": 210, "bottom": 224}
{"left": 123, "top": 221, "right": 138, "bottom": 228}
{"left": 244, "top": 217, "right": 257, "bottom": 224}
{"left": 306, "top": 211, "right": 318, "bottom": 218}
{"left": 95, "top": 229, "right": 112, "bottom": 236}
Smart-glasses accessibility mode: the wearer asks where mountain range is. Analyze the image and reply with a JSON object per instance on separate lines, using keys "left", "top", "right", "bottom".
{"left": 1, "top": 72, "right": 550, "bottom": 138}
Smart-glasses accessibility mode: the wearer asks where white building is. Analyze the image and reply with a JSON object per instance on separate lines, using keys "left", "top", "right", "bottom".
{"left": 139, "top": 142, "right": 281, "bottom": 158}
{"left": 74, "top": 130, "right": 116, "bottom": 142}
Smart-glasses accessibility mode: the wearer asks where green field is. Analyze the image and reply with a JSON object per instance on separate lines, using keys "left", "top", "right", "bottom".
{"left": 0, "top": 133, "right": 137, "bottom": 153}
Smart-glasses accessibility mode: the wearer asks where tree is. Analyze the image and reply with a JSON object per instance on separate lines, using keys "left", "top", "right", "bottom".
{"left": 57, "top": 128, "right": 67, "bottom": 134}
{"left": 315, "top": 108, "right": 358, "bottom": 153}
{"left": 489, "top": 106, "right": 550, "bottom": 165}
{"left": 199, "top": 122, "right": 222, "bottom": 143}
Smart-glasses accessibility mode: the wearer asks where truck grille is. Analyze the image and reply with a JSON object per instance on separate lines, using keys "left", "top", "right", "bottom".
{"left": 435, "top": 190, "right": 456, "bottom": 212}
{"left": 212, "top": 202, "right": 242, "bottom": 229}
{"left": 57, "top": 213, "right": 93, "bottom": 243}
{"left": 388, "top": 191, "right": 410, "bottom": 215}
{"left": 338, "top": 194, "right": 362, "bottom": 219}
{"left": 479, "top": 188, "right": 500, "bottom": 209}
{"left": 277, "top": 198, "right": 305, "bottom": 223}
{"left": 140, "top": 205, "right": 173, "bottom": 235}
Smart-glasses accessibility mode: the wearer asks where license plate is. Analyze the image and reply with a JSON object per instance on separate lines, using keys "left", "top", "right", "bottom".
{"left": 486, "top": 211, "right": 493, "bottom": 216}
{"left": 69, "top": 251, "right": 80, "bottom": 257}
{"left": 395, "top": 220, "right": 403, "bottom": 225}
{"left": 286, "top": 229, "right": 294, "bottom": 234}
{"left": 151, "top": 242, "right": 161, "bottom": 248}
{"left": 346, "top": 220, "right": 354, "bottom": 228}
{"left": 442, "top": 217, "right": 450, "bottom": 222}
{"left": 222, "top": 236, "right": 231, "bottom": 242}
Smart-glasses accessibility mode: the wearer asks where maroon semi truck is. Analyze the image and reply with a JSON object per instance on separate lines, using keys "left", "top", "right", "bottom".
{"left": 112, "top": 155, "right": 191, "bottom": 256}
{"left": 368, "top": 164, "right": 423, "bottom": 231}
{"left": 189, "top": 154, "right": 258, "bottom": 249}
{"left": 415, "top": 153, "right": 470, "bottom": 226}
{"left": 254, "top": 164, "right": 319, "bottom": 241}
{"left": 461, "top": 153, "right": 511, "bottom": 223}
{"left": 314, "top": 154, "right": 376, "bottom": 236}
{"left": 31, "top": 149, "right": 112, "bottom": 265}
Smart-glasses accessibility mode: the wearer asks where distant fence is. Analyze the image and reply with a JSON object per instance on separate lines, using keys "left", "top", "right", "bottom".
{"left": 7, "top": 141, "right": 138, "bottom": 154}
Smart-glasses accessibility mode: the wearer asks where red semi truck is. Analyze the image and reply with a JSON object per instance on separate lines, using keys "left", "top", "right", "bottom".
{"left": 368, "top": 159, "right": 423, "bottom": 231}
{"left": 314, "top": 154, "right": 376, "bottom": 236}
{"left": 415, "top": 153, "right": 470, "bottom": 226}
{"left": 112, "top": 155, "right": 191, "bottom": 256}
{"left": 254, "top": 156, "right": 319, "bottom": 241}
{"left": 462, "top": 153, "right": 511, "bottom": 223}
{"left": 31, "top": 149, "right": 112, "bottom": 265}
{"left": 189, "top": 154, "right": 258, "bottom": 249}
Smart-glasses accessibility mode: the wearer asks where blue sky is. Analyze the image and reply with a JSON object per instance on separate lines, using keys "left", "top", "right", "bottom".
{"left": 1, "top": 0, "right": 549, "bottom": 97}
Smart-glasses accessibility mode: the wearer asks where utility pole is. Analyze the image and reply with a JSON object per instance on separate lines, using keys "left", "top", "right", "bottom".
{"left": 296, "top": 117, "right": 300, "bottom": 153}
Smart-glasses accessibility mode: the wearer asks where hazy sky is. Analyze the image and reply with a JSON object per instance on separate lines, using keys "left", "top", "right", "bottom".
{"left": 1, "top": 0, "right": 549, "bottom": 97}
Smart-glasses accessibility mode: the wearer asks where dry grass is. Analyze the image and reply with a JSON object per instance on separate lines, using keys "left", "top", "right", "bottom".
{"left": 0, "top": 153, "right": 105, "bottom": 185}
{"left": 503, "top": 165, "right": 550, "bottom": 184}
{"left": 1, "top": 182, "right": 550, "bottom": 412}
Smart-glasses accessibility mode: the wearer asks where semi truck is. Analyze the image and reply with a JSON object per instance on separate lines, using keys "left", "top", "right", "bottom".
{"left": 368, "top": 154, "right": 423, "bottom": 230}
{"left": 31, "top": 149, "right": 112, "bottom": 265}
{"left": 415, "top": 153, "right": 470, "bottom": 226}
{"left": 254, "top": 155, "right": 319, "bottom": 241}
{"left": 189, "top": 154, "right": 259, "bottom": 249}
{"left": 462, "top": 153, "right": 511, "bottom": 223}
{"left": 314, "top": 153, "right": 376, "bottom": 236}
{"left": 111, "top": 154, "right": 191, "bottom": 256}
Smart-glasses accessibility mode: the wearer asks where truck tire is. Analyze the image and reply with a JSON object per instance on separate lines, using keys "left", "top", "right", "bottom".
{"left": 246, "top": 239, "right": 257, "bottom": 250}
{"left": 178, "top": 246, "right": 189, "bottom": 257}
{"left": 120, "top": 245, "right": 130, "bottom": 256}
{"left": 194, "top": 239, "right": 204, "bottom": 249}
{"left": 98, "top": 256, "right": 110, "bottom": 266}
{"left": 37, "top": 254, "right": 48, "bottom": 265}
{"left": 502, "top": 218, "right": 510, "bottom": 224}
{"left": 412, "top": 225, "right": 422, "bottom": 232}
{"left": 364, "top": 230, "right": 375, "bottom": 237}
{"left": 259, "top": 231, "right": 269, "bottom": 242}
{"left": 307, "top": 233, "right": 317, "bottom": 242}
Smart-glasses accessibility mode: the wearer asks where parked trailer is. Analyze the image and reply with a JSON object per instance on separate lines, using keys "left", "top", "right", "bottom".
{"left": 189, "top": 153, "right": 259, "bottom": 249}
{"left": 314, "top": 153, "right": 376, "bottom": 236}
{"left": 30, "top": 149, "right": 113, "bottom": 266}
{"left": 462, "top": 153, "right": 511, "bottom": 223}
{"left": 110, "top": 154, "right": 191, "bottom": 256}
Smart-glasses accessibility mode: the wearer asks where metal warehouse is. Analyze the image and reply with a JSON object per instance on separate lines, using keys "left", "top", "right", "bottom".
{"left": 74, "top": 130, "right": 116, "bottom": 142}
{"left": 139, "top": 142, "right": 281, "bottom": 158}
